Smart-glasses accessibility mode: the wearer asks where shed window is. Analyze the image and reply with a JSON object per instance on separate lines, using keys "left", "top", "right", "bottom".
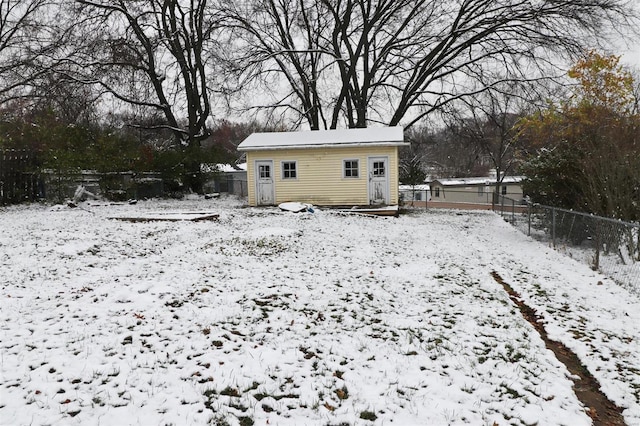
{"left": 282, "top": 161, "right": 297, "bottom": 179}
{"left": 259, "top": 164, "right": 271, "bottom": 179}
{"left": 478, "top": 186, "right": 484, "bottom": 196}
{"left": 434, "top": 187, "right": 440, "bottom": 197}
{"left": 372, "top": 161, "right": 385, "bottom": 177}
{"left": 502, "top": 185, "right": 507, "bottom": 195}
{"left": 343, "top": 160, "right": 359, "bottom": 178}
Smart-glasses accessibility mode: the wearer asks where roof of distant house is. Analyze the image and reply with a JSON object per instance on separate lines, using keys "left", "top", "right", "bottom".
{"left": 430, "top": 176, "right": 524, "bottom": 186}
{"left": 399, "top": 184, "right": 430, "bottom": 191}
{"left": 201, "top": 163, "right": 247, "bottom": 173}
{"left": 237, "top": 127, "right": 407, "bottom": 151}
{"left": 218, "top": 163, "right": 247, "bottom": 173}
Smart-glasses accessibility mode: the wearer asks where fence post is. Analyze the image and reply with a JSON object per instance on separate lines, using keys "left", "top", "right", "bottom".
{"left": 593, "top": 220, "right": 601, "bottom": 270}
{"left": 507, "top": 203, "right": 638, "bottom": 292}
{"left": 511, "top": 198, "right": 515, "bottom": 224}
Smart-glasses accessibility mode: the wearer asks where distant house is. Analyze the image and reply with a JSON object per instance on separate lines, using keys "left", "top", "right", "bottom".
{"left": 429, "top": 174, "right": 525, "bottom": 204}
{"left": 399, "top": 184, "right": 431, "bottom": 203}
{"left": 237, "top": 127, "right": 408, "bottom": 206}
{"left": 202, "top": 163, "right": 248, "bottom": 197}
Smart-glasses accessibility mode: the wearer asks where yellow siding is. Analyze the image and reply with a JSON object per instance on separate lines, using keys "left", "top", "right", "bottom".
{"left": 246, "top": 152, "right": 256, "bottom": 205}
{"left": 246, "top": 146, "right": 400, "bottom": 206}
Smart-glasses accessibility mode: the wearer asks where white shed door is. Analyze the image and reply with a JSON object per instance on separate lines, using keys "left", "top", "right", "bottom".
{"left": 255, "top": 160, "right": 274, "bottom": 205}
{"left": 368, "top": 156, "right": 389, "bottom": 205}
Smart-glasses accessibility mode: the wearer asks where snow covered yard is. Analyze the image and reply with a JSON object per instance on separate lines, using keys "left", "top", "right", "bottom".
{"left": 1, "top": 196, "right": 639, "bottom": 426}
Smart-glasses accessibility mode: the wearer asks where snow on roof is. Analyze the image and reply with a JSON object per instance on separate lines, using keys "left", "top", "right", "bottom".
{"left": 431, "top": 176, "right": 524, "bottom": 186}
{"left": 201, "top": 163, "right": 247, "bottom": 173}
{"left": 237, "top": 126, "right": 406, "bottom": 151}
{"left": 399, "top": 184, "right": 430, "bottom": 191}
{"left": 218, "top": 162, "right": 246, "bottom": 172}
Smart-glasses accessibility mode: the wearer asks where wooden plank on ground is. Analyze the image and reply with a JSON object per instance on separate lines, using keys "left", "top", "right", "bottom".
{"left": 111, "top": 212, "right": 219, "bottom": 222}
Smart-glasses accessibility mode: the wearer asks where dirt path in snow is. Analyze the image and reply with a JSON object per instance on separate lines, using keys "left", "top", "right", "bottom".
{"left": 491, "top": 271, "right": 627, "bottom": 426}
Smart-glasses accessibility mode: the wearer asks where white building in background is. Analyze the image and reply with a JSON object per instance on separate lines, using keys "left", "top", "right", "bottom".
{"left": 399, "top": 184, "right": 431, "bottom": 203}
{"left": 428, "top": 172, "right": 525, "bottom": 205}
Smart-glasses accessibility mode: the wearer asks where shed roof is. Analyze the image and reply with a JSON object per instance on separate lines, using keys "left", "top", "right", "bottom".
{"left": 237, "top": 126, "right": 406, "bottom": 151}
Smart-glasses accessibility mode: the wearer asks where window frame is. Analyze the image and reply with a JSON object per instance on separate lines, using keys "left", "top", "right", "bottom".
{"left": 281, "top": 160, "right": 297, "bottom": 180}
{"left": 371, "top": 160, "right": 386, "bottom": 177}
{"left": 258, "top": 164, "right": 271, "bottom": 179}
{"left": 343, "top": 159, "right": 360, "bottom": 179}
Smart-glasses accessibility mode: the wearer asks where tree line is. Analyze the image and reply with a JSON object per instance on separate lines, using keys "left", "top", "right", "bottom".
{"left": 0, "top": 0, "right": 639, "bottom": 218}
{"left": 401, "top": 52, "right": 640, "bottom": 220}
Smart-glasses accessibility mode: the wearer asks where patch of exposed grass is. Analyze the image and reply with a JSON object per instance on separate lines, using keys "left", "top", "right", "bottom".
{"left": 335, "top": 386, "right": 349, "bottom": 400}
{"left": 253, "top": 392, "right": 299, "bottom": 401}
{"left": 203, "top": 388, "right": 217, "bottom": 411}
{"left": 360, "top": 410, "right": 378, "bottom": 421}
{"left": 238, "top": 416, "right": 254, "bottom": 426}
{"left": 220, "top": 386, "right": 240, "bottom": 397}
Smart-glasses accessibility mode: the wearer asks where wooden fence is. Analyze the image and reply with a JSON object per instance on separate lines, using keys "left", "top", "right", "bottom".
{"left": 0, "top": 150, "right": 40, "bottom": 205}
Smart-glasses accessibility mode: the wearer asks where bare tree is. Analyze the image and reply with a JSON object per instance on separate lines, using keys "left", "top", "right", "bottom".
{"left": 0, "top": 0, "right": 67, "bottom": 104}
{"left": 221, "top": 0, "right": 636, "bottom": 130}
{"left": 58, "top": 0, "right": 220, "bottom": 190}
{"left": 442, "top": 83, "right": 538, "bottom": 201}
{"left": 218, "top": 0, "right": 330, "bottom": 129}
{"left": 70, "top": 0, "right": 216, "bottom": 144}
{"left": 405, "top": 124, "right": 487, "bottom": 178}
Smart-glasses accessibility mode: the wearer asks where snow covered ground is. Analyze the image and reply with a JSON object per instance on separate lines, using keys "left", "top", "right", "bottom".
{"left": 1, "top": 196, "right": 639, "bottom": 426}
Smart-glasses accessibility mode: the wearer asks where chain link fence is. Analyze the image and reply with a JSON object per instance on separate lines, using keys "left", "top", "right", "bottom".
{"left": 494, "top": 195, "right": 640, "bottom": 294}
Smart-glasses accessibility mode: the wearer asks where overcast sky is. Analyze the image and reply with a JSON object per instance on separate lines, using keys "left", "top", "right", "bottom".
{"left": 615, "top": 5, "right": 640, "bottom": 70}
{"left": 622, "top": 46, "right": 640, "bottom": 69}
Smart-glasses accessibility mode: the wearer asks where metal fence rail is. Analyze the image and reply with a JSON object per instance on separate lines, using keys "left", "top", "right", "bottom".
{"left": 494, "top": 196, "right": 640, "bottom": 294}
